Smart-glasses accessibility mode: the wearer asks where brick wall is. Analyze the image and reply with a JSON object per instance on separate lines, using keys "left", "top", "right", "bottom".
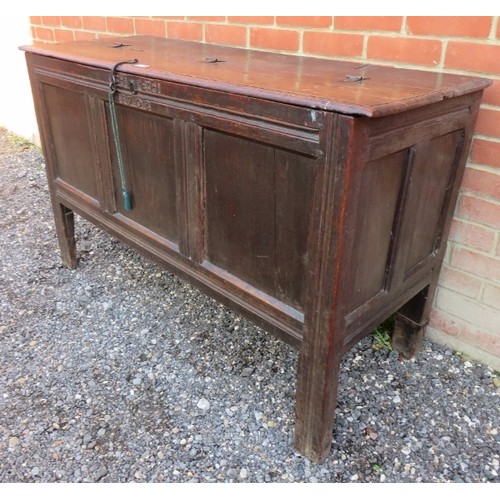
{"left": 29, "top": 16, "right": 500, "bottom": 368}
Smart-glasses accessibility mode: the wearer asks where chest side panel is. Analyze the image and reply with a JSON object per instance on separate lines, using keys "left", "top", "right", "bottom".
{"left": 341, "top": 93, "right": 482, "bottom": 347}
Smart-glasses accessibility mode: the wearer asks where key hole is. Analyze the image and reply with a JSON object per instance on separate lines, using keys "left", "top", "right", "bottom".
{"left": 129, "top": 81, "right": 138, "bottom": 95}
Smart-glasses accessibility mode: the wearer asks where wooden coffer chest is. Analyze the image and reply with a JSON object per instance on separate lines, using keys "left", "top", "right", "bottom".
{"left": 22, "top": 36, "right": 490, "bottom": 462}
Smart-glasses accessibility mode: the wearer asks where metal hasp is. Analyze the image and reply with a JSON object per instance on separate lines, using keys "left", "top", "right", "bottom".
{"left": 108, "top": 58, "right": 138, "bottom": 211}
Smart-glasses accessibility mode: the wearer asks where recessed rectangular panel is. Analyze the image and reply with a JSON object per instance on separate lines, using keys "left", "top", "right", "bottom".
{"left": 204, "top": 130, "right": 276, "bottom": 295}
{"left": 403, "top": 131, "right": 462, "bottom": 276}
{"left": 42, "top": 83, "right": 98, "bottom": 199}
{"left": 203, "top": 130, "right": 315, "bottom": 312}
{"left": 108, "top": 105, "right": 179, "bottom": 244}
{"left": 274, "top": 149, "right": 316, "bottom": 310}
{"left": 347, "top": 150, "right": 407, "bottom": 311}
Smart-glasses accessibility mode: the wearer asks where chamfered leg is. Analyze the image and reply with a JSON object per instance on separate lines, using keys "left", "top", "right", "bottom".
{"left": 52, "top": 202, "right": 77, "bottom": 270}
{"left": 294, "top": 331, "right": 343, "bottom": 462}
{"left": 391, "top": 285, "right": 433, "bottom": 359}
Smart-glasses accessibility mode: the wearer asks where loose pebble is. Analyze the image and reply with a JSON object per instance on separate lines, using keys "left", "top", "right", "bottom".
{"left": 8, "top": 437, "right": 20, "bottom": 449}
{"left": 196, "top": 398, "right": 210, "bottom": 411}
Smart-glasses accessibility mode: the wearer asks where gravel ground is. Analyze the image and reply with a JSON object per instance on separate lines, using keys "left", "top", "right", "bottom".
{"left": 0, "top": 127, "right": 499, "bottom": 484}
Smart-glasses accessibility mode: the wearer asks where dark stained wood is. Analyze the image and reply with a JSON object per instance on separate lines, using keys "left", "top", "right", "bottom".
{"left": 346, "top": 149, "right": 408, "bottom": 311}
{"left": 21, "top": 37, "right": 490, "bottom": 463}
{"left": 203, "top": 130, "right": 316, "bottom": 312}
{"left": 54, "top": 203, "right": 77, "bottom": 270}
{"left": 107, "top": 104, "right": 180, "bottom": 244}
{"left": 274, "top": 149, "right": 317, "bottom": 311}
{"left": 392, "top": 287, "right": 430, "bottom": 359}
{"left": 41, "top": 83, "right": 99, "bottom": 200}
{"left": 21, "top": 36, "right": 491, "bottom": 117}
{"left": 403, "top": 132, "right": 463, "bottom": 277}
{"left": 204, "top": 130, "right": 277, "bottom": 296}
{"left": 294, "top": 113, "right": 355, "bottom": 462}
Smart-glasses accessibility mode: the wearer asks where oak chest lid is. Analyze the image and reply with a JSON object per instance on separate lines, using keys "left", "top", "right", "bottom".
{"left": 21, "top": 35, "right": 491, "bottom": 118}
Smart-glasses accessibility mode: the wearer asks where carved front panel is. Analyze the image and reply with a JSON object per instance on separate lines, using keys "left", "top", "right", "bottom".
{"left": 117, "top": 93, "right": 152, "bottom": 112}
{"left": 115, "top": 74, "right": 162, "bottom": 96}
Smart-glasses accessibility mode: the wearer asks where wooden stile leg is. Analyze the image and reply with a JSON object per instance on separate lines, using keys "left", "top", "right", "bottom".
{"left": 391, "top": 285, "right": 432, "bottom": 359}
{"left": 392, "top": 315, "right": 426, "bottom": 359}
{"left": 53, "top": 203, "right": 78, "bottom": 270}
{"left": 294, "top": 334, "right": 342, "bottom": 462}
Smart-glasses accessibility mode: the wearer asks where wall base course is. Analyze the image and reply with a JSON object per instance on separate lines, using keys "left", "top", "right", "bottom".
{"left": 427, "top": 326, "right": 500, "bottom": 371}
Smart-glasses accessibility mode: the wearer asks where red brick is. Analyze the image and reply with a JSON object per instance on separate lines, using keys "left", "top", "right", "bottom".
{"left": 205, "top": 24, "right": 247, "bottom": 47}
{"left": 449, "top": 216, "right": 495, "bottom": 252}
{"left": 470, "top": 138, "right": 500, "bottom": 168}
{"left": 475, "top": 108, "right": 500, "bottom": 139}
{"left": 60, "top": 16, "right": 82, "bottom": 29}
{"left": 41, "top": 17, "right": 60, "bottom": 26}
{"left": 483, "top": 79, "right": 500, "bottom": 107}
{"left": 30, "top": 17, "right": 42, "bottom": 25}
{"left": 460, "top": 324, "right": 500, "bottom": 356}
{"left": 436, "top": 287, "right": 500, "bottom": 333}
{"left": 250, "top": 27, "right": 299, "bottom": 52}
{"left": 438, "top": 265, "right": 483, "bottom": 298}
{"left": 303, "top": 31, "right": 364, "bottom": 58}
{"left": 335, "top": 16, "right": 402, "bottom": 32}
{"left": 106, "top": 17, "right": 134, "bottom": 35}
{"left": 35, "top": 27, "right": 55, "bottom": 42}
{"left": 429, "top": 307, "right": 461, "bottom": 337}
{"left": 134, "top": 19, "right": 166, "bottom": 38}
{"left": 74, "top": 31, "right": 98, "bottom": 41}
{"left": 483, "top": 283, "right": 500, "bottom": 310}
{"left": 167, "top": 22, "right": 203, "bottom": 41}
{"left": 54, "top": 29, "right": 75, "bottom": 43}
{"left": 451, "top": 246, "right": 500, "bottom": 282}
{"left": 276, "top": 16, "right": 332, "bottom": 28}
{"left": 461, "top": 167, "right": 500, "bottom": 200}
{"left": 407, "top": 16, "right": 493, "bottom": 38}
{"left": 82, "top": 16, "right": 107, "bottom": 32}
{"left": 457, "top": 194, "right": 500, "bottom": 229}
{"left": 445, "top": 41, "right": 500, "bottom": 75}
{"left": 153, "top": 17, "right": 185, "bottom": 20}
{"left": 368, "top": 36, "right": 442, "bottom": 66}
{"left": 228, "top": 17, "right": 274, "bottom": 25}
{"left": 187, "top": 16, "right": 226, "bottom": 22}
{"left": 95, "top": 34, "right": 115, "bottom": 41}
